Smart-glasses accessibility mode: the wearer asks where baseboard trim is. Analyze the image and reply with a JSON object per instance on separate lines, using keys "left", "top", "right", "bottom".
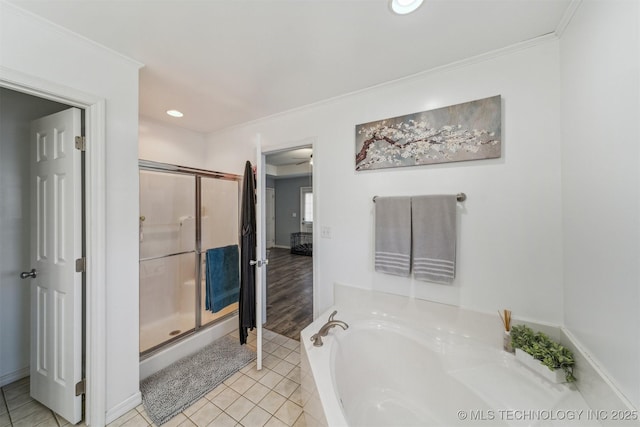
{"left": 270, "top": 245, "right": 290, "bottom": 250}
{"left": 561, "top": 328, "right": 637, "bottom": 411}
{"left": 105, "top": 391, "right": 142, "bottom": 424}
{"left": 0, "top": 367, "right": 29, "bottom": 388}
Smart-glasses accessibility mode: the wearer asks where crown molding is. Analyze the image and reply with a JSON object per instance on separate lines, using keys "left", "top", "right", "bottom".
{"left": 1, "top": 0, "right": 143, "bottom": 69}
{"left": 555, "top": 0, "right": 583, "bottom": 38}
{"left": 209, "top": 32, "right": 559, "bottom": 137}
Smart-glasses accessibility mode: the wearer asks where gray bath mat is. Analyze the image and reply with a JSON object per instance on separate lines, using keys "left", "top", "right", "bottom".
{"left": 140, "top": 335, "right": 256, "bottom": 425}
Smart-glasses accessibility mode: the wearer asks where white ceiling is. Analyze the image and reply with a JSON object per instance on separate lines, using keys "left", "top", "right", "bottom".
{"left": 265, "top": 147, "right": 312, "bottom": 178}
{"left": 9, "top": 0, "right": 572, "bottom": 134}
{"left": 266, "top": 147, "right": 312, "bottom": 166}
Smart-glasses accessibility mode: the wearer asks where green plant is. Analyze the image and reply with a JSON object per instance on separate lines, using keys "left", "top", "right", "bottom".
{"left": 510, "top": 324, "right": 576, "bottom": 382}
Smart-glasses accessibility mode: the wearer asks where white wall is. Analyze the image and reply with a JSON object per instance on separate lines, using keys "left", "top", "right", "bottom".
{"left": 205, "top": 1, "right": 640, "bottom": 409}
{"left": 0, "top": 89, "right": 69, "bottom": 385}
{"left": 206, "top": 40, "right": 565, "bottom": 325}
{"left": 139, "top": 116, "right": 207, "bottom": 168}
{"left": 1, "top": 2, "right": 142, "bottom": 418}
{"left": 560, "top": 0, "right": 640, "bottom": 408}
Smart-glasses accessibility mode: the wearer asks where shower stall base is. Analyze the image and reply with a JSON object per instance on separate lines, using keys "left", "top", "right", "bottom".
{"left": 140, "top": 303, "right": 240, "bottom": 354}
{"left": 140, "top": 313, "right": 195, "bottom": 354}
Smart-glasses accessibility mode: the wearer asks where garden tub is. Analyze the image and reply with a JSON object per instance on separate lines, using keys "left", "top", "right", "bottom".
{"left": 300, "top": 288, "right": 596, "bottom": 427}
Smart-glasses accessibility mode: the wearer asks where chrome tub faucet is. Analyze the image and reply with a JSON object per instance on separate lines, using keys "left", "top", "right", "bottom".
{"left": 310, "top": 310, "right": 348, "bottom": 347}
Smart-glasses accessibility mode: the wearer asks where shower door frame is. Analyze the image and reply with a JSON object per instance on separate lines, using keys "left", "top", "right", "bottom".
{"left": 138, "top": 159, "right": 242, "bottom": 357}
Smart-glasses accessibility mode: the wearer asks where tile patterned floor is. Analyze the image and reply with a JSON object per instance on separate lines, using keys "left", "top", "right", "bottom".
{"left": 0, "top": 376, "right": 71, "bottom": 427}
{"left": 1, "top": 328, "right": 306, "bottom": 427}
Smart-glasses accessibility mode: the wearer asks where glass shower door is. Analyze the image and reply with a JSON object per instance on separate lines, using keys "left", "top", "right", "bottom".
{"left": 200, "top": 177, "right": 240, "bottom": 326}
{"left": 139, "top": 170, "right": 196, "bottom": 353}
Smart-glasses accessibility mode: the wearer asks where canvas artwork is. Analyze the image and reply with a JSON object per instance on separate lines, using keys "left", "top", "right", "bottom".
{"left": 355, "top": 95, "right": 501, "bottom": 171}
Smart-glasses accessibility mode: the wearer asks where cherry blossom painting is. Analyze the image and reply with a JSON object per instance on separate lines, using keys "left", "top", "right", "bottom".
{"left": 355, "top": 95, "right": 501, "bottom": 171}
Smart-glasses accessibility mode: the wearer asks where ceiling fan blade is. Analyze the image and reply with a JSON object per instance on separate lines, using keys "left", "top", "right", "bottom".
{"left": 295, "top": 154, "right": 312, "bottom": 165}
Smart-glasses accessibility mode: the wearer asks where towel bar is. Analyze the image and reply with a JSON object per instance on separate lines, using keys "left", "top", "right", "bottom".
{"left": 373, "top": 193, "right": 466, "bottom": 203}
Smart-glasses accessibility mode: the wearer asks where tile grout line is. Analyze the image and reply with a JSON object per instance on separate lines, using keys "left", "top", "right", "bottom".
{"left": 50, "top": 408, "right": 62, "bottom": 427}
{"left": 5, "top": 385, "right": 62, "bottom": 427}
{"left": 207, "top": 338, "right": 300, "bottom": 425}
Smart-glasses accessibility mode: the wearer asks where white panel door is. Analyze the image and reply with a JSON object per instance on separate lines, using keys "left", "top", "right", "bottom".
{"left": 29, "top": 108, "right": 83, "bottom": 424}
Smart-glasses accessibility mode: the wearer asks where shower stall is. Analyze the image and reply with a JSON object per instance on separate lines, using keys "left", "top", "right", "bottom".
{"left": 138, "top": 160, "right": 241, "bottom": 355}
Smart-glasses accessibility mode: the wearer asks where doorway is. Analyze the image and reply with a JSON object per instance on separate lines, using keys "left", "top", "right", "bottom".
{"left": 0, "top": 89, "right": 86, "bottom": 425}
{"left": 1, "top": 66, "right": 108, "bottom": 427}
{"left": 262, "top": 146, "right": 314, "bottom": 340}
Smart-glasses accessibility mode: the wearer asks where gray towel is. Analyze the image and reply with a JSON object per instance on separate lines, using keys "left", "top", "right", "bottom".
{"left": 374, "top": 197, "right": 411, "bottom": 277}
{"left": 412, "top": 195, "right": 457, "bottom": 284}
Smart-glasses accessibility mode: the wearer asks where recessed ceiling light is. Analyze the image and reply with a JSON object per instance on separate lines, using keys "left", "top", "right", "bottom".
{"left": 166, "top": 109, "right": 184, "bottom": 118}
{"left": 390, "top": 0, "right": 424, "bottom": 15}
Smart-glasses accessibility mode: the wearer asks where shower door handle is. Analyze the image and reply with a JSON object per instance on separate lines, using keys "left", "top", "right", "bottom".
{"left": 20, "top": 269, "right": 37, "bottom": 279}
{"left": 249, "top": 259, "right": 269, "bottom": 267}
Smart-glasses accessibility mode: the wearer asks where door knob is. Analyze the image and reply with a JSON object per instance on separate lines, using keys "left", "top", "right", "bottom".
{"left": 20, "top": 269, "right": 37, "bottom": 279}
{"left": 249, "top": 259, "right": 269, "bottom": 267}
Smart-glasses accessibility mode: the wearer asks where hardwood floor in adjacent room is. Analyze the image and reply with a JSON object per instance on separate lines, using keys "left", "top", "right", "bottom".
{"left": 264, "top": 248, "right": 313, "bottom": 341}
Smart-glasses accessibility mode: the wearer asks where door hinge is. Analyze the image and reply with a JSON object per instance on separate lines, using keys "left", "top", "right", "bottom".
{"left": 75, "top": 136, "right": 86, "bottom": 151}
{"left": 75, "top": 257, "right": 86, "bottom": 273}
{"left": 75, "top": 379, "right": 86, "bottom": 396}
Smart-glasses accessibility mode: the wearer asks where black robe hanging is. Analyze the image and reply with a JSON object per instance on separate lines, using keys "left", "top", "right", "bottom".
{"left": 239, "top": 160, "right": 256, "bottom": 344}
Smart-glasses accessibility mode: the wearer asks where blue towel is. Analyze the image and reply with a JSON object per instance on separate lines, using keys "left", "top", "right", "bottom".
{"left": 205, "top": 245, "right": 240, "bottom": 313}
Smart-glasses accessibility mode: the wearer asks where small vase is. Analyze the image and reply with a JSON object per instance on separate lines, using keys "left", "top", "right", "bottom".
{"left": 503, "top": 330, "right": 514, "bottom": 353}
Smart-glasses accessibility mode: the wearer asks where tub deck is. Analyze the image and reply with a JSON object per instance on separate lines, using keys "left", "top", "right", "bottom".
{"left": 301, "top": 304, "right": 598, "bottom": 427}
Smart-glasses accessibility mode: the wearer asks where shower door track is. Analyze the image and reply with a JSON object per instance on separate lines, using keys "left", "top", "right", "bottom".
{"left": 139, "top": 159, "right": 241, "bottom": 182}
{"left": 139, "top": 159, "right": 242, "bottom": 358}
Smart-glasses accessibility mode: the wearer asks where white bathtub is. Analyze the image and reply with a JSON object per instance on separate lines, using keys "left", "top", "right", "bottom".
{"left": 300, "top": 287, "right": 598, "bottom": 427}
